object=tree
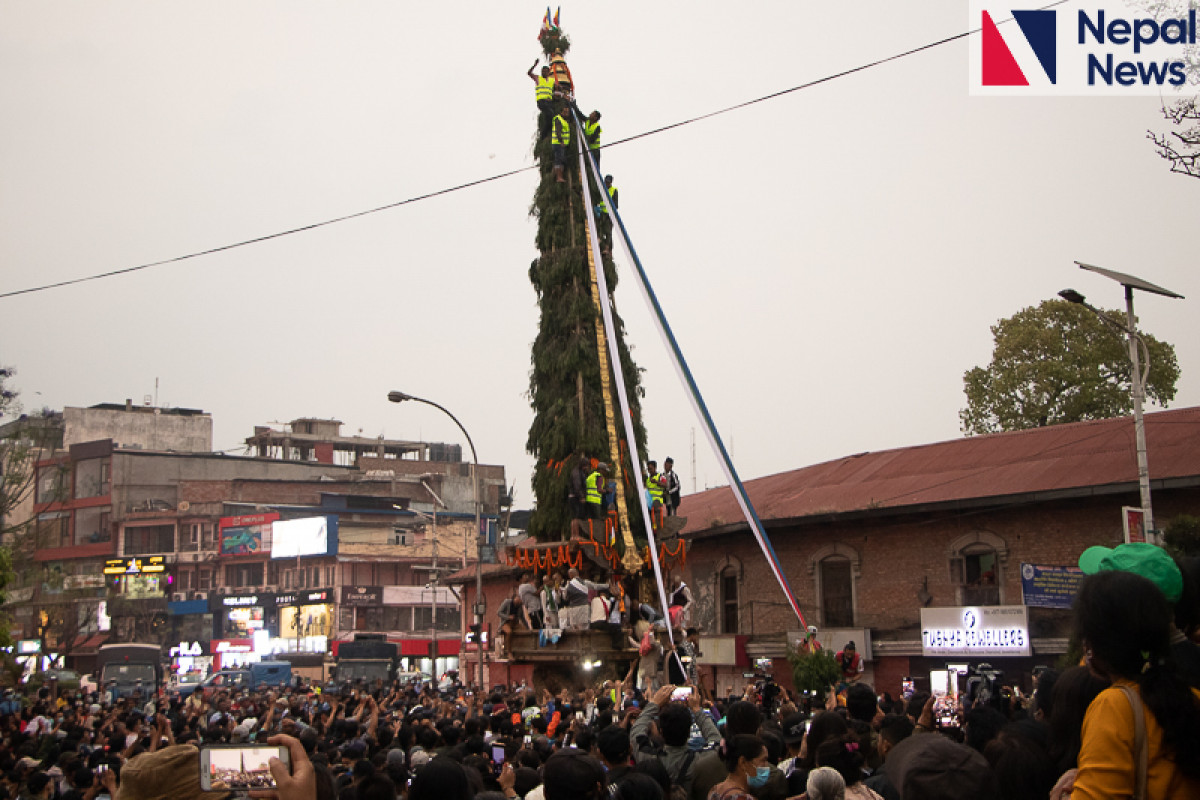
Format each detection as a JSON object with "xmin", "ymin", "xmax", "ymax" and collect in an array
[
  {"xmin": 525, "ymin": 27, "xmax": 649, "ymax": 542},
  {"xmin": 1148, "ymin": 97, "xmax": 1200, "ymax": 180},
  {"xmin": 788, "ymin": 645, "xmax": 842, "ymax": 706},
  {"xmin": 0, "ymin": 367, "xmax": 62, "ymax": 657},
  {"xmin": 960, "ymin": 299, "xmax": 1180, "ymax": 435},
  {"xmin": 1163, "ymin": 513, "xmax": 1200, "ymax": 558},
  {"xmin": 1134, "ymin": 1, "xmax": 1199, "ymax": 179}
]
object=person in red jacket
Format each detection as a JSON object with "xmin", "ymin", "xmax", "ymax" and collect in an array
[{"xmin": 835, "ymin": 641, "xmax": 865, "ymax": 687}]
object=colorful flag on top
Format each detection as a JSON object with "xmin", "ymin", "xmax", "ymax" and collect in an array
[{"xmin": 552, "ymin": 7, "xmax": 560, "ymax": 28}]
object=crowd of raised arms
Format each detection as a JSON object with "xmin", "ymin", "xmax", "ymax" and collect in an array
[{"xmin": 1, "ymin": 544, "xmax": 1199, "ymax": 800}]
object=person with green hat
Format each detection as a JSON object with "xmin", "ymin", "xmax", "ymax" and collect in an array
[
  {"xmin": 1078, "ymin": 543, "xmax": 1183, "ymax": 604},
  {"xmin": 1079, "ymin": 542, "xmax": 1200, "ymax": 689},
  {"xmin": 1064, "ymin": 570, "xmax": 1200, "ymax": 800}
]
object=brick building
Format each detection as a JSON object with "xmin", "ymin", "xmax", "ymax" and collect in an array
[{"xmin": 677, "ymin": 406, "xmax": 1200, "ymax": 698}]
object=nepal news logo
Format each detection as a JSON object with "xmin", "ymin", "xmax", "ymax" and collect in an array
[
  {"xmin": 981, "ymin": 9, "xmax": 1056, "ymax": 85},
  {"xmin": 975, "ymin": 4, "xmax": 1197, "ymax": 93}
]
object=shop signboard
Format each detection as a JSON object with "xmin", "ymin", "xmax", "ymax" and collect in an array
[
  {"xmin": 920, "ymin": 605, "xmax": 1031, "ymax": 657},
  {"xmin": 222, "ymin": 594, "xmax": 266, "ymax": 607},
  {"xmin": 169, "ymin": 641, "xmax": 206, "ymax": 657},
  {"xmin": 103, "ymin": 556, "xmax": 165, "ymax": 575},
  {"xmin": 1020, "ymin": 563, "xmax": 1084, "ymax": 609},
  {"xmin": 275, "ymin": 589, "xmax": 332, "ymax": 607},
  {"xmin": 341, "ymin": 586, "xmax": 382, "ymax": 606},
  {"xmin": 219, "ymin": 513, "xmax": 278, "ymax": 556}
]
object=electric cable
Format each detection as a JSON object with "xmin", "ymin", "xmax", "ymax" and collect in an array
[{"xmin": 0, "ymin": 7, "xmax": 1064, "ymax": 300}]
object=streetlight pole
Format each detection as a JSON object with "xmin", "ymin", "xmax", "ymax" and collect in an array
[
  {"xmin": 387, "ymin": 391, "xmax": 484, "ymax": 689},
  {"xmin": 1061, "ymin": 261, "xmax": 1184, "ymax": 544}
]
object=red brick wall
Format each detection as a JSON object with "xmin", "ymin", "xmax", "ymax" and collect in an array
[
  {"xmin": 681, "ymin": 488, "xmax": 1200, "ymax": 672},
  {"xmin": 872, "ymin": 657, "xmax": 912, "ymax": 700}
]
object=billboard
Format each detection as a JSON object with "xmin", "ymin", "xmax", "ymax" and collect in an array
[
  {"xmin": 271, "ymin": 516, "xmax": 336, "ymax": 558},
  {"xmin": 1020, "ymin": 563, "xmax": 1084, "ymax": 609},
  {"xmin": 920, "ymin": 605, "xmax": 1031, "ymax": 657},
  {"xmin": 219, "ymin": 513, "xmax": 278, "ymax": 556}
]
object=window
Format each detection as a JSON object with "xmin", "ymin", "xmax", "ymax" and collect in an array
[
  {"xmin": 375, "ymin": 563, "xmax": 397, "ymax": 586},
  {"xmin": 809, "ymin": 543, "xmax": 861, "ymax": 629},
  {"xmin": 224, "ymin": 563, "xmax": 263, "ymax": 589},
  {"xmin": 36, "ymin": 466, "xmax": 67, "ymax": 504},
  {"xmin": 948, "ymin": 532, "xmax": 1008, "ymax": 606},
  {"xmin": 326, "ymin": 566, "xmax": 336, "ymax": 586},
  {"xmin": 267, "ymin": 562, "xmax": 279, "ymax": 585},
  {"xmin": 35, "ymin": 512, "xmax": 70, "ymax": 548},
  {"xmin": 198, "ymin": 570, "xmax": 211, "ymax": 590},
  {"xmin": 362, "ymin": 607, "xmax": 409, "ymax": 631},
  {"xmin": 721, "ymin": 567, "xmax": 739, "ymax": 634},
  {"xmin": 354, "ymin": 563, "xmax": 373, "ymax": 584},
  {"xmin": 952, "ymin": 549, "xmax": 1001, "ymax": 605},
  {"xmin": 413, "ymin": 607, "xmax": 460, "ymax": 631},
  {"xmin": 123, "ymin": 524, "xmax": 174, "ymax": 555},
  {"xmin": 201, "ymin": 524, "xmax": 217, "ymax": 551},
  {"xmin": 74, "ymin": 459, "xmax": 110, "ymax": 499},
  {"xmin": 820, "ymin": 557, "xmax": 855, "ymax": 627},
  {"xmin": 75, "ymin": 507, "xmax": 111, "ymax": 544}
]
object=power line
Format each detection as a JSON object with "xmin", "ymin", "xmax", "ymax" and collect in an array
[{"xmin": 1, "ymin": 11, "xmax": 1042, "ymax": 301}]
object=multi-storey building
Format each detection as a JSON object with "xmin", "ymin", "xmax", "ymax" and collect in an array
[{"xmin": 12, "ymin": 404, "xmax": 506, "ymax": 679}]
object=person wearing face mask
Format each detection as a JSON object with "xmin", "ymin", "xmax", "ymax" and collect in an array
[{"xmin": 708, "ymin": 735, "xmax": 769, "ymax": 800}]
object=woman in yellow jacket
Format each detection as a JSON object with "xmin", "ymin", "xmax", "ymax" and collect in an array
[{"xmin": 1057, "ymin": 570, "xmax": 1200, "ymax": 799}]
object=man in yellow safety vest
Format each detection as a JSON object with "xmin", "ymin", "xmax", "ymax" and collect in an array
[
  {"xmin": 582, "ymin": 462, "xmax": 608, "ymax": 541},
  {"xmin": 597, "ymin": 175, "xmax": 618, "ymax": 254},
  {"xmin": 582, "ymin": 110, "xmax": 602, "ymax": 170},
  {"xmin": 551, "ymin": 106, "xmax": 571, "ymax": 184},
  {"xmin": 645, "ymin": 461, "xmax": 666, "ymax": 531},
  {"xmin": 597, "ymin": 175, "xmax": 618, "ymax": 215},
  {"xmin": 527, "ymin": 60, "xmax": 559, "ymax": 139}
]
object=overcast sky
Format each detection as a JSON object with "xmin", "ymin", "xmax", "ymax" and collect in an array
[{"xmin": 2, "ymin": 1, "xmax": 1196, "ymax": 510}]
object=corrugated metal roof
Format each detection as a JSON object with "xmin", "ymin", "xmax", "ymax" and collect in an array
[{"xmin": 680, "ymin": 406, "xmax": 1200, "ymax": 536}]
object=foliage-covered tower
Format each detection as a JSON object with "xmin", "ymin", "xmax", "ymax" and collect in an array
[{"xmin": 526, "ymin": 27, "xmax": 649, "ymax": 543}]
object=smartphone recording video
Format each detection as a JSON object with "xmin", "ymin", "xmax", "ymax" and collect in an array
[
  {"xmin": 670, "ymin": 687, "xmax": 693, "ymax": 701},
  {"xmin": 199, "ymin": 744, "xmax": 288, "ymax": 791}
]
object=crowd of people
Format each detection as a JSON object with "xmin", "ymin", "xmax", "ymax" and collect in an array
[{"xmin": 0, "ymin": 543, "xmax": 1195, "ymax": 800}]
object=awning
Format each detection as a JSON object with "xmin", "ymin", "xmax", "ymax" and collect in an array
[
  {"xmin": 71, "ymin": 634, "xmax": 109, "ymax": 655},
  {"xmin": 168, "ymin": 599, "xmax": 210, "ymax": 616}
]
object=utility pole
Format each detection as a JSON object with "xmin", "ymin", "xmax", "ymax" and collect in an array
[
  {"xmin": 430, "ymin": 509, "xmax": 438, "ymax": 680},
  {"xmin": 1063, "ymin": 262, "xmax": 1185, "ymax": 544}
]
